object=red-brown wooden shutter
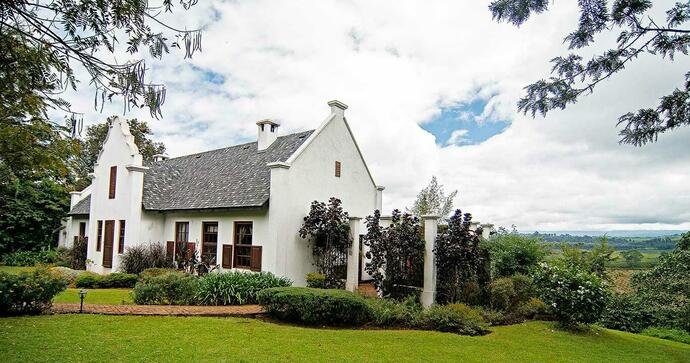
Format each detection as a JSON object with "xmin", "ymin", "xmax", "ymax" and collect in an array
[
  {"xmin": 250, "ymin": 246, "xmax": 262, "ymax": 272},
  {"xmin": 166, "ymin": 241, "xmax": 175, "ymax": 261},
  {"xmin": 108, "ymin": 166, "xmax": 117, "ymax": 199},
  {"xmin": 186, "ymin": 242, "xmax": 196, "ymax": 258},
  {"xmin": 335, "ymin": 161, "xmax": 341, "ymax": 177},
  {"xmin": 222, "ymin": 244, "xmax": 232, "ymax": 268}
]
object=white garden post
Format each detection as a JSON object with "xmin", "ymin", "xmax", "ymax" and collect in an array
[
  {"xmin": 345, "ymin": 217, "xmax": 361, "ymax": 292},
  {"xmin": 421, "ymin": 215, "xmax": 439, "ymax": 308}
]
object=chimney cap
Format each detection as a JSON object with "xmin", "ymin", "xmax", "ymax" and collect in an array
[
  {"xmin": 153, "ymin": 154, "xmax": 169, "ymax": 162},
  {"xmin": 327, "ymin": 100, "xmax": 348, "ymax": 111},
  {"xmin": 256, "ymin": 119, "xmax": 280, "ymax": 127}
]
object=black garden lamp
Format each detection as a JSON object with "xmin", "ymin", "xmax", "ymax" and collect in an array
[{"xmin": 79, "ymin": 289, "xmax": 87, "ymax": 313}]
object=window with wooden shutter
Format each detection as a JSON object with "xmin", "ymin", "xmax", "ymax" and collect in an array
[
  {"xmin": 222, "ymin": 244, "xmax": 232, "ymax": 268},
  {"xmin": 117, "ymin": 220, "xmax": 125, "ymax": 254},
  {"xmin": 108, "ymin": 166, "xmax": 117, "ymax": 199},
  {"xmin": 233, "ymin": 221, "xmax": 253, "ymax": 269},
  {"xmin": 175, "ymin": 222, "xmax": 189, "ymax": 242},
  {"xmin": 335, "ymin": 161, "xmax": 341, "ymax": 177},
  {"xmin": 96, "ymin": 220, "xmax": 103, "ymax": 251},
  {"xmin": 166, "ymin": 241, "xmax": 175, "ymax": 261},
  {"xmin": 250, "ymin": 246, "xmax": 262, "ymax": 272}
]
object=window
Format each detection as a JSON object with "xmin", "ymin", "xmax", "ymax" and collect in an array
[
  {"xmin": 118, "ymin": 220, "xmax": 126, "ymax": 254},
  {"xmin": 96, "ymin": 220, "xmax": 103, "ymax": 251},
  {"xmin": 108, "ymin": 166, "xmax": 117, "ymax": 199},
  {"xmin": 233, "ymin": 222, "xmax": 253, "ymax": 268},
  {"xmin": 202, "ymin": 222, "xmax": 218, "ymax": 262},
  {"xmin": 335, "ymin": 161, "xmax": 341, "ymax": 177},
  {"xmin": 79, "ymin": 222, "xmax": 87, "ymax": 238},
  {"xmin": 175, "ymin": 222, "xmax": 189, "ymax": 243}
]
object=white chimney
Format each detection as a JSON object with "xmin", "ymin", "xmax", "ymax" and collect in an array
[
  {"xmin": 328, "ymin": 100, "xmax": 348, "ymax": 116},
  {"xmin": 256, "ymin": 119, "xmax": 280, "ymax": 151},
  {"xmin": 153, "ymin": 154, "xmax": 169, "ymax": 162}
]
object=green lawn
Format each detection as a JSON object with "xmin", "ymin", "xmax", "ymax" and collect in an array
[
  {"xmin": 53, "ymin": 288, "xmax": 133, "ymax": 305},
  {"xmin": 0, "ymin": 316, "xmax": 687, "ymax": 362},
  {"xmin": 0, "ymin": 265, "xmax": 37, "ymax": 274}
]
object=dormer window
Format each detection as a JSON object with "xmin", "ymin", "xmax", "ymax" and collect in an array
[{"xmin": 108, "ymin": 166, "xmax": 117, "ymax": 199}]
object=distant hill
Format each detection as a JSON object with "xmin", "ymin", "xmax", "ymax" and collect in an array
[
  {"xmin": 521, "ymin": 231, "xmax": 683, "ymax": 251},
  {"xmin": 523, "ymin": 230, "xmax": 685, "ymax": 238}
]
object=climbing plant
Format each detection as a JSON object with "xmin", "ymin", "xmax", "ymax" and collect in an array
[
  {"xmin": 363, "ymin": 209, "xmax": 424, "ymax": 299},
  {"xmin": 434, "ymin": 210, "xmax": 490, "ymax": 305},
  {"xmin": 298, "ymin": 197, "xmax": 350, "ymax": 289}
]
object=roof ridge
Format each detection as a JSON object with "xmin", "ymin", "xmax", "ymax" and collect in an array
[{"xmin": 155, "ymin": 129, "xmax": 315, "ymax": 163}]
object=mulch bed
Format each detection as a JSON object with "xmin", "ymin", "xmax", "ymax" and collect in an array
[{"xmin": 51, "ymin": 303, "xmax": 264, "ymax": 317}]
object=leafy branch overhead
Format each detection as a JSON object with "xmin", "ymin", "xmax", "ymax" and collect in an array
[
  {"xmin": 0, "ymin": 0, "xmax": 202, "ymax": 120},
  {"xmin": 489, "ymin": 0, "xmax": 690, "ymax": 146}
]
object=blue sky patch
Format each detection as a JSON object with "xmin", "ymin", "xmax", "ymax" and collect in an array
[
  {"xmin": 421, "ymin": 98, "xmax": 510, "ymax": 147},
  {"xmin": 190, "ymin": 65, "xmax": 225, "ymax": 85}
]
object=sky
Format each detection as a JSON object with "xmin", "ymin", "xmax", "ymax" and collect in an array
[{"xmin": 51, "ymin": 1, "xmax": 690, "ymax": 232}]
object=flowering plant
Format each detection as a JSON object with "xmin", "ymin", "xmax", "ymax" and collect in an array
[{"xmin": 532, "ymin": 261, "xmax": 610, "ymax": 327}]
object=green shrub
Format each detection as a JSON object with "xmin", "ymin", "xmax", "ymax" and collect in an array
[
  {"xmin": 419, "ymin": 304, "xmax": 488, "ymax": 335},
  {"xmin": 489, "ymin": 274, "xmax": 535, "ymax": 312},
  {"xmin": 305, "ymin": 272, "xmax": 327, "ymax": 289},
  {"xmin": 66, "ymin": 237, "xmax": 88, "ymax": 270},
  {"xmin": 517, "ymin": 297, "xmax": 548, "ymax": 319},
  {"xmin": 0, "ymin": 268, "xmax": 67, "ymax": 315},
  {"xmin": 258, "ymin": 287, "xmax": 372, "ymax": 326},
  {"xmin": 478, "ymin": 308, "xmax": 507, "ymax": 326},
  {"xmin": 489, "ymin": 277, "xmax": 515, "ymax": 311},
  {"xmin": 630, "ymin": 240, "xmax": 690, "ymax": 331},
  {"xmin": 120, "ymin": 243, "xmax": 171, "ymax": 274},
  {"xmin": 139, "ymin": 268, "xmax": 182, "ymax": 278},
  {"xmin": 49, "ymin": 267, "xmax": 83, "ymax": 285},
  {"xmin": 132, "ymin": 273, "xmax": 199, "ymax": 305},
  {"xmin": 485, "ymin": 233, "xmax": 548, "ymax": 277},
  {"xmin": 1, "ymin": 250, "xmax": 60, "ymax": 266},
  {"xmin": 598, "ymin": 293, "xmax": 656, "ymax": 333},
  {"xmin": 366, "ymin": 295, "xmax": 421, "ymax": 327},
  {"xmin": 74, "ymin": 272, "xmax": 103, "ymax": 288},
  {"xmin": 197, "ymin": 271, "xmax": 292, "ymax": 305},
  {"xmin": 99, "ymin": 272, "xmax": 138, "ymax": 288},
  {"xmin": 641, "ymin": 327, "xmax": 690, "ymax": 345},
  {"xmin": 533, "ymin": 262, "xmax": 610, "ymax": 327}
]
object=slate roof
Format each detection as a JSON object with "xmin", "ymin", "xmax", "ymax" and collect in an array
[
  {"xmin": 68, "ymin": 130, "xmax": 314, "ymax": 214},
  {"xmin": 68, "ymin": 195, "xmax": 91, "ymax": 216}
]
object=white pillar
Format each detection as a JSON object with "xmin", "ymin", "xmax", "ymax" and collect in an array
[
  {"xmin": 421, "ymin": 215, "xmax": 439, "ymax": 308},
  {"xmin": 346, "ymin": 217, "xmax": 361, "ymax": 292},
  {"xmin": 375, "ymin": 186, "xmax": 385, "ymax": 211}
]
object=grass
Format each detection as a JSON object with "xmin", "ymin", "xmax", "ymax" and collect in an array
[
  {"xmin": 53, "ymin": 288, "xmax": 133, "ymax": 305},
  {"xmin": 0, "ymin": 265, "xmax": 38, "ymax": 274},
  {"xmin": 0, "ymin": 316, "xmax": 687, "ymax": 362}
]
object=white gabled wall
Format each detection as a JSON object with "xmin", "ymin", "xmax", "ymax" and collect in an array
[
  {"xmin": 87, "ymin": 117, "xmax": 147, "ymax": 273},
  {"xmin": 268, "ymin": 102, "xmax": 379, "ymax": 285}
]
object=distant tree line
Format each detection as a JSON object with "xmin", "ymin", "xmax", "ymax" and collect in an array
[{"xmin": 526, "ymin": 233, "xmax": 679, "ymax": 251}]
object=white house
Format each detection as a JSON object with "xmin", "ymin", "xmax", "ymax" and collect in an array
[{"xmin": 60, "ymin": 100, "xmax": 383, "ymax": 285}]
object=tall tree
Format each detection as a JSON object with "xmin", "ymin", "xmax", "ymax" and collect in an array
[
  {"xmin": 410, "ymin": 176, "xmax": 458, "ymax": 219},
  {"xmin": 0, "ymin": 0, "xmax": 202, "ymax": 122},
  {"xmin": 489, "ymin": 1, "xmax": 690, "ymax": 146},
  {"xmin": 73, "ymin": 117, "xmax": 166, "ymax": 190}
]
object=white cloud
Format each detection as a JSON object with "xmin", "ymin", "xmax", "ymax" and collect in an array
[
  {"xmin": 446, "ymin": 129, "xmax": 470, "ymax": 146},
  {"xmin": 53, "ymin": 0, "xmax": 690, "ymax": 231}
]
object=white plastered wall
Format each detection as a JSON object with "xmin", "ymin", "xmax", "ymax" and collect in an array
[{"xmin": 268, "ymin": 104, "xmax": 379, "ymax": 285}]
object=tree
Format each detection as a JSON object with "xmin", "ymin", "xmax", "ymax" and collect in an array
[
  {"xmin": 298, "ymin": 198, "xmax": 351, "ymax": 288},
  {"xmin": 621, "ymin": 249, "xmax": 644, "ymax": 267},
  {"xmin": 1, "ymin": 0, "xmax": 202, "ymax": 121},
  {"xmin": 73, "ymin": 117, "xmax": 166, "ymax": 190},
  {"xmin": 0, "ymin": 112, "xmax": 79, "ymax": 254},
  {"xmin": 489, "ymin": 1, "xmax": 690, "ymax": 146},
  {"xmin": 434, "ymin": 210, "xmax": 490, "ymax": 305},
  {"xmin": 558, "ymin": 237, "xmax": 616, "ymax": 280},
  {"xmin": 485, "ymin": 232, "xmax": 548, "ymax": 277},
  {"xmin": 363, "ymin": 209, "xmax": 425, "ymax": 299},
  {"xmin": 410, "ymin": 176, "xmax": 458, "ymax": 219}
]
